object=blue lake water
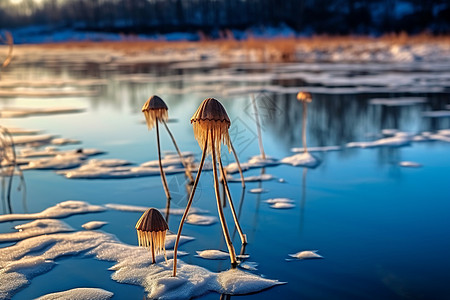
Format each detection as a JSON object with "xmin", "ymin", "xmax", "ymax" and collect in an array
[{"xmin": 1, "ymin": 59, "xmax": 450, "ymax": 299}]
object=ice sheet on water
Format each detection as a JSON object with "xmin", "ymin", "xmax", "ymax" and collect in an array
[
  {"xmin": 105, "ymin": 203, "xmax": 207, "ymax": 215},
  {"xmin": 19, "ymin": 147, "xmax": 104, "ymax": 158},
  {"xmin": 50, "ymin": 138, "xmax": 81, "ymax": 146},
  {"xmin": 270, "ymin": 203, "xmax": 295, "ymax": 209},
  {"xmin": 10, "ymin": 134, "xmax": 54, "ymax": 146},
  {"xmin": 2, "ymin": 127, "xmax": 41, "ymax": 135},
  {"xmin": 0, "ymin": 78, "xmax": 108, "ymax": 89},
  {"xmin": 30, "ymin": 157, "xmax": 129, "ymax": 172},
  {"xmin": 226, "ymin": 173, "xmax": 274, "ymax": 182},
  {"xmin": 0, "ymin": 89, "xmax": 98, "ymax": 98},
  {"xmin": 23, "ymin": 153, "xmax": 86, "ymax": 170},
  {"xmin": 0, "ymin": 200, "xmax": 106, "ymax": 223},
  {"xmin": 264, "ymin": 198, "xmax": 294, "ymax": 204},
  {"xmin": 291, "ymin": 146, "xmax": 341, "ymax": 153},
  {"xmin": 422, "ymin": 110, "xmax": 450, "ymax": 118},
  {"xmin": 141, "ymin": 152, "xmax": 194, "ymax": 168},
  {"xmin": 36, "ymin": 288, "xmax": 113, "ymax": 300},
  {"xmin": 82, "ymin": 221, "xmax": 108, "ymax": 230},
  {"xmin": 225, "ymin": 155, "xmax": 279, "ymax": 174},
  {"xmin": 369, "ymin": 97, "xmax": 427, "ymax": 106},
  {"xmin": 248, "ymin": 188, "xmax": 268, "ymax": 194},
  {"xmin": 0, "ymin": 107, "xmax": 86, "ymax": 118},
  {"xmin": 186, "ymin": 214, "xmax": 218, "ymax": 226},
  {"xmin": 0, "ymin": 219, "xmax": 74, "ymax": 243},
  {"xmin": 196, "ymin": 250, "xmax": 229, "ymax": 260},
  {"xmin": 347, "ymin": 132, "xmax": 412, "ymax": 148},
  {"xmin": 280, "ymin": 152, "xmax": 320, "ymax": 168},
  {"xmin": 399, "ymin": 161, "xmax": 422, "ymax": 168},
  {"xmin": 287, "ymin": 250, "xmax": 323, "ymax": 260},
  {"xmin": 61, "ymin": 155, "xmax": 188, "ymax": 179},
  {"xmin": 0, "ymin": 221, "xmax": 282, "ymax": 299}
]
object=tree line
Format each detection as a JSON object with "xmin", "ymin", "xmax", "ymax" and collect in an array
[{"xmin": 1, "ymin": 0, "xmax": 449, "ymax": 36}]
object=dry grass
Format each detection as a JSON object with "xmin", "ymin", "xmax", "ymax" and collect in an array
[{"xmin": 9, "ymin": 33, "xmax": 450, "ymax": 63}]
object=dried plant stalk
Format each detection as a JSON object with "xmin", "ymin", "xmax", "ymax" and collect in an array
[
  {"xmin": 162, "ymin": 121, "xmax": 194, "ymax": 183},
  {"xmin": 211, "ymin": 135, "xmax": 237, "ymax": 266},
  {"xmin": 1, "ymin": 31, "xmax": 13, "ymax": 68},
  {"xmin": 230, "ymin": 141, "xmax": 245, "ymax": 188},
  {"xmin": 155, "ymin": 121, "xmax": 171, "ymax": 200},
  {"xmin": 173, "ymin": 132, "xmax": 209, "ymax": 277},
  {"xmin": 218, "ymin": 155, "xmax": 247, "ymax": 244},
  {"xmin": 251, "ymin": 94, "xmax": 266, "ymax": 159}
]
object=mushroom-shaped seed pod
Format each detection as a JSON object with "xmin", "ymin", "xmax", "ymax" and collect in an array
[
  {"xmin": 142, "ymin": 95, "xmax": 168, "ymax": 130},
  {"xmin": 297, "ymin": 91, "xmax": 312, "ymax": 103},
  {"xmin": 136, "ymin": 208, "xmax": 169, "ymax": 263},
  {"xmin": 191, "ymin": 98, "xmax": 231, "ymax": 155},
  {"xmin": 173, "ymin": 98, "xmax": 247, "ymax": 277}
]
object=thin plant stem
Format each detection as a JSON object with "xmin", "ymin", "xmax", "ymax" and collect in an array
[
  {"xmin": 156, "ymin": 120, "xmax": 171, "ymax": 200},
  {"xmin": 211, "ymin": 134, "xmax": 237, "ymax": 266},
  {"xmin": 165, "ymin": 196, "xmax": 171, "ymax": 223},
  {"xmin": 1, "ymin": 31, "xmax": 13, "ymax": 68},
  {"xmin": 230, "ymin": 141, "xmax": 245, "ymax": 188},
  {"xmin": 151, "ymin": 231, "xmax": 156, "ymax": 264},
  {"xmin": 232, "ymin": 188, "xmax": 246, "ymax": 241},
  {"xmin": 218, "ymin": 157, "xmax": 247, "ymax": 245},
  {"xmin": 251, "ymin": 94, "xmax": 266, "ymax": 160},
  {"xmin": 172, "ymin": 133, "xmax": 208, "ymax": 277},
  {"xmin": 162, "ymin": 121, "xmax": 194, "ymax": 183},
  {"xmin": 302, "ymin": 101, "xmax": 308, "ymax": 153}
]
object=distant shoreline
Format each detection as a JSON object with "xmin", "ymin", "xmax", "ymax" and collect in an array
[{"xmin": 3, "ymin": 34, "xmax": 450, "ymax": 64}]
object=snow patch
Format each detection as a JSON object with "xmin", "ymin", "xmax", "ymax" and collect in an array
[
  {"xmin": 287, "ymin": 250, "xmax": 323, "ymax": 260},
  {"xmin": 0, "ymin": 219, "xmax": 74, "ymax": 242},
  {"xmin": 186, "ymin": 214, "xmax": 218, "ymax": 226},
  {"xmin": 196, "ymin": 250, "xmax": 229, "ymax": 260},
  {"xmin": 0, "ymin": 200, "xmax": 106, "ymax": 223},
  {"xmin": 82, "ymin": 221, "xmax": 108, "ymax": 230},
  {"xmin": 36, "ymin": 288, "xmax": 113, "ymax": 300},
  {"xmin": 280, "ymin": 152, "xmax": 320, "ymax": 167}
]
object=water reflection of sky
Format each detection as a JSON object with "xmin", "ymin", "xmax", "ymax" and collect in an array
[{"xmin": 1, "ymin": 62, "xmax": 450, "ymax": 299}]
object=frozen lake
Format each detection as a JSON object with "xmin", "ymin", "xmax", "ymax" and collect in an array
[{"xmin": 1, "ymin": 49, "xmax": 450, "ymax": 299}]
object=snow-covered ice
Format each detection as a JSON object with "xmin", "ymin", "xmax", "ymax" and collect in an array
[
  {"xmin": 270, "ymin": 203, "xmax": 295, "ymax": 209},
  {"xmin": 369, "ymin": 97, "xmax": 427, "ymax": 106},
  {"xmin": 422, "ymin": 110, "xmax": 450, "ymax": 118},
  {"xmin": 225, "ymin": 155, "xmax": 279, "ymax": 174},
  {"xmin": 280, "ymin": 152, "xmax": 320, "ymax": 168},
  {"xmin": 0, "ymin": 219, "xmax": 74, "ymax": 242},
  {"xmin": 196, "ymin": 250, "xmax": 230, "ymax": 260},
  {"xmin": 264, "ymin": 198, "xmax": 294, "ymax": 204},
  {"xmin": 226, "ymin": 173, "xmax": 274, "ymax": 182},
  {"xmin": 104, "ymin": 203, "xmax": 207, "ymax": 215},
  {"xmin": 399, "ymin": 161, "xmax": 422, "ymax": 168},
  {"xmin": 82, "ymin": 221, "xmax": 108, "ymax": 230},
  {"xmin": 36, "ymin": 288, "xmax": 113, "ymax": 300},
  {"xmin": 0, "ymin": 200, "xmax": 106, "ymax": 223},
  {"xmin": 186, "ymin": 214, "xmax": 218, "ymax": 226},
  {"xmin": 0, "ymin": 222, "xmax": 281, "ymax": 299},
  {"xmin": 0, "ymin": 107, "xmax": 86, "ymax": 118},
  {"xmin": 347, "ymin": 132, "xmax": 412, "ymax": 148},
  {"xmin": 249, "ymin": 188, "xmax": 268, "ymax": 194},
  {"xmin": 287, "ymin": 250, "xmax": 323, "ymax": 260},
  {"xmin": 291, "ymin": 146, "xmax": 341, "ymax": 153}
]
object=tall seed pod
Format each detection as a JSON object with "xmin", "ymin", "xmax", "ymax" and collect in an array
[
  {"xmin": 297, "ymin": 91, "xmax": 312, "ymax": 153},
  {"xmin": 142, "ymin": 95, "xmax": 194, "ymax": 200},
  {"xmin": 136, "ymin": 208, "xmax": 169, "ymax": 264},
  {"xmin": 172, "ymin": 98, "xmax": 247, "ymax": 277}
]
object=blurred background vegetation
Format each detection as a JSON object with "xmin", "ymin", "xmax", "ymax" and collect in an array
[{"xmin": 0, "ymin": 0, "xmax": 449, "ymax": 39}]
